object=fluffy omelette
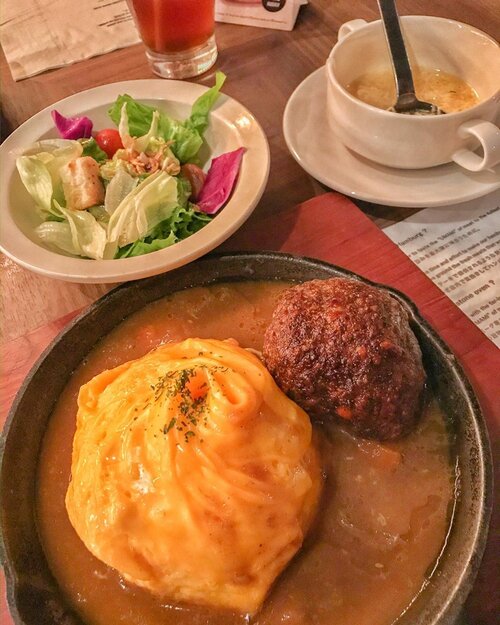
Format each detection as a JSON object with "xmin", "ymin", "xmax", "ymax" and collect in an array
[{"xmin": 66, "ymin": 338, "xmax": 322, "ymax": 614}]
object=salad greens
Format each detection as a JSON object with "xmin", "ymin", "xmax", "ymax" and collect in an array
[
  {"xmin": 107, "ymin": 171, "xmax": 179, "ymax": 250},
  {"xmin": 80, "ymin": 138, "xmax": 108, "ymax": 164},
  {"xmin": 184, "ymin": 71, "xmax": 226, "ymax": 136},
  {"xmin": 39, "ymin": 201, "xmax": 107, "ymax": 260},
  {"xmin": 108, "ymin": 72, "xmax": 225, "ymax": 164},
  {"xmin": 116, "ymin": 207, "xmax": 211, "ymax": 258},
  {"xmin": 15, "ymin": 71, "xmax": 243, "ymax": 261},
  {"xmin": 17, "ymin": 139, "xmax": 83, "ymax": 216}
]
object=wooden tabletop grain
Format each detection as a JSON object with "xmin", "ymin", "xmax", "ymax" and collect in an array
[{"xmin": 0, "ymin": 1, "xmax": 499, "ymax": 623}]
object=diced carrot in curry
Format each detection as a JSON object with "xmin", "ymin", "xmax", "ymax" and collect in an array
[
  {"xmin": 336, "ymin": 406, "xmax": 353, "ymax": 420},
  {"xmin": 357, "ymin": 439, "xmax": 402, "ymax": 471}
]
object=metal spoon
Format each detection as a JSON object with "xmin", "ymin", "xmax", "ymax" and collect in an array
[{"xmin": 377, "ymin": 0, "xmax": 445, "ymax": 115}]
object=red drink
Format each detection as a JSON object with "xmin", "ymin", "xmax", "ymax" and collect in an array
[{"xmin": 128, "ymin": 0, "xmax": 215, "ymax": 54}]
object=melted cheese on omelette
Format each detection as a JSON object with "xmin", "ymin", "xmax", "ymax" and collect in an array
[{"xmin": 66, "ymin": 338, "xmax": 322, "ymax": 613}]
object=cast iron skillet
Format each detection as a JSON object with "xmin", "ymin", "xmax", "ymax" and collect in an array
[{"xmin": 0, "ymin": 252, "xmax": 493, "ymax": 625}]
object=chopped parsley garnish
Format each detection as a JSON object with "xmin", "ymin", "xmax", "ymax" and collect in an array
[
  {"xmin": 163, "ymin": 418, "xmax": 176, "ymax": 434},
  {"xmin": 145, "ymin": 366, "xmax": 227, "ymax": 443}
]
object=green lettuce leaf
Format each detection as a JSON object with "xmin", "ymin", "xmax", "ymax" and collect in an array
[
  {"xmin": 80, "ymin": 138, "xmax": 108, "ymax": 164},
  {"xmin": 107, "ymin": 170, "xmax": 178, "ymax": 248},
  {"xmin": 16, "ymin": 156, "xmax": 54, "ymax": 214},
  {"xmin": 100, "ymin": 152, "xmax": 128, "ymax": 181},
  {"xmin": 88, "ymin": 204, "xmax": 110, "ymax": 226},
  {"xmin": 109, "ymin": 95, "xmax": 201, "ymax": 163},
  {"xmin": 115, "ymin": 204, "xmax": 212, "ymax": 258},
  {"xmin": 184, "ymin": 71, "xmax": 226, "ymax": 135},
  {"xmin": 151, "ymin": 204, "xmax": 211, "ymax": 239},
  {"xmin": 171, "ymin": 204, "xmax": 212, "ymax": 239},
  {"xmin": 177, "ymin": 175, "xmax": 192, "ymax": 208},
  {"xmin": 35, "ymin": 221, "xmax": 79, "ymax": 256},
  {"xmin": 36, "ymin": 201, "xmax": 107, "ymax": 259},
  {"xmin": 118, "ymin": 105, "xmax": 161, "ymax": 153},
  {"xmin": 115, "ymin": 231, "xmax": 178, "ymax": 258},
  {"xmin": 16, "ymin": 139, "xmax": 82, "ymax": 216},
  {"xmin": 107, "ymin": 72, "xmax": 226, "ymax": 163},
  {"xmin": 109, "ymin": 96, "xmax": 159, "ymax": 139},
  {"xmin": 104, "ymin": 169, "xmax": 138, "ymax": 215}
]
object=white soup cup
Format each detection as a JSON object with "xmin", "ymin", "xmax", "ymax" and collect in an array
[{"xmin": 326, "ymin": 16, "xmax": 500, "ymax": 170}]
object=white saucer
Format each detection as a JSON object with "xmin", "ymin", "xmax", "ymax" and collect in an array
[{"xmin": 283, "ymin": 67, "xmax": 500, "ymax": 208}]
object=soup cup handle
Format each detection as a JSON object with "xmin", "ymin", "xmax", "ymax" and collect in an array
[
  {"xmin": 338, "ymin": 19, "xmax": 368, "ymax": 42},
  {"xmin": 452, "ymin": 120, "xmax": 500, "ymax": 172}
]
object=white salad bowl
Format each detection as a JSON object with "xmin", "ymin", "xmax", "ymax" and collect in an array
[{"xmin": 0, "ymin": 80, "xmax": 270, "ymax": 283}]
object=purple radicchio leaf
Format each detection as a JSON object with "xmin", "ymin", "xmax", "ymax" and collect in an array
[
  {"xmin": 51, "ymin": 110, "xmax": 93, "ymax": 140},
  {"xmin": 196, "ymin": 147, "xmax": 245, "ymax": 215}
]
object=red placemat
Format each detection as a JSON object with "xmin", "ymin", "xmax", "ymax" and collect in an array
[{"xmin": 1, "ymin": 193, "xmax": 498, "ymax": 625}]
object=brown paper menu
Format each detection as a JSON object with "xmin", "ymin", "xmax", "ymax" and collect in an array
[{"xmin": 0, "ymin": 0, "xmax": 141, "ymax": 81}]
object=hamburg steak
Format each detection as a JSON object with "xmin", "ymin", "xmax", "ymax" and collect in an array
[{"xmin": 263, "ymin": 278, "xmax": 426, "ymax": 440}]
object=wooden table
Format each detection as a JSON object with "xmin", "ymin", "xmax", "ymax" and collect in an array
[{"xmin": 1, "ymin": 1, "xmax": 499, "ymax": 624}]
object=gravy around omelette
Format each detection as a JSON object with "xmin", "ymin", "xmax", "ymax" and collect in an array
[{"xmin": 37, "ymin": 281, "xmax": 454, "ymax": 625}]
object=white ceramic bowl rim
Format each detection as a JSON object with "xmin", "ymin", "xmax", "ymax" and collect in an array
[{"xmin": 327, "ymin": 15, "xmax": 500, "ymax": 121}]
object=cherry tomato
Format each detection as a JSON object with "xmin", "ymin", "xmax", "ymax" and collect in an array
[
  {"xmin": 95, "ymin": 129, "xmax": 124, "ymax": 158},
  {"xmin": 181, "ymin": 163, "xmax": 206, "ymax": 201}
]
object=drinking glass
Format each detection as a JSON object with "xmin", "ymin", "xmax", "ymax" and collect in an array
[{"xmin": 127, "ymin": 0, "xmax": 217, "ymax": 79}]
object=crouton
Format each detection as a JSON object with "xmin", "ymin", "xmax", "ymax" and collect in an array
[{"xmin": 61, "ymin": 157, "xmax": 105, "ymax": 211}]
